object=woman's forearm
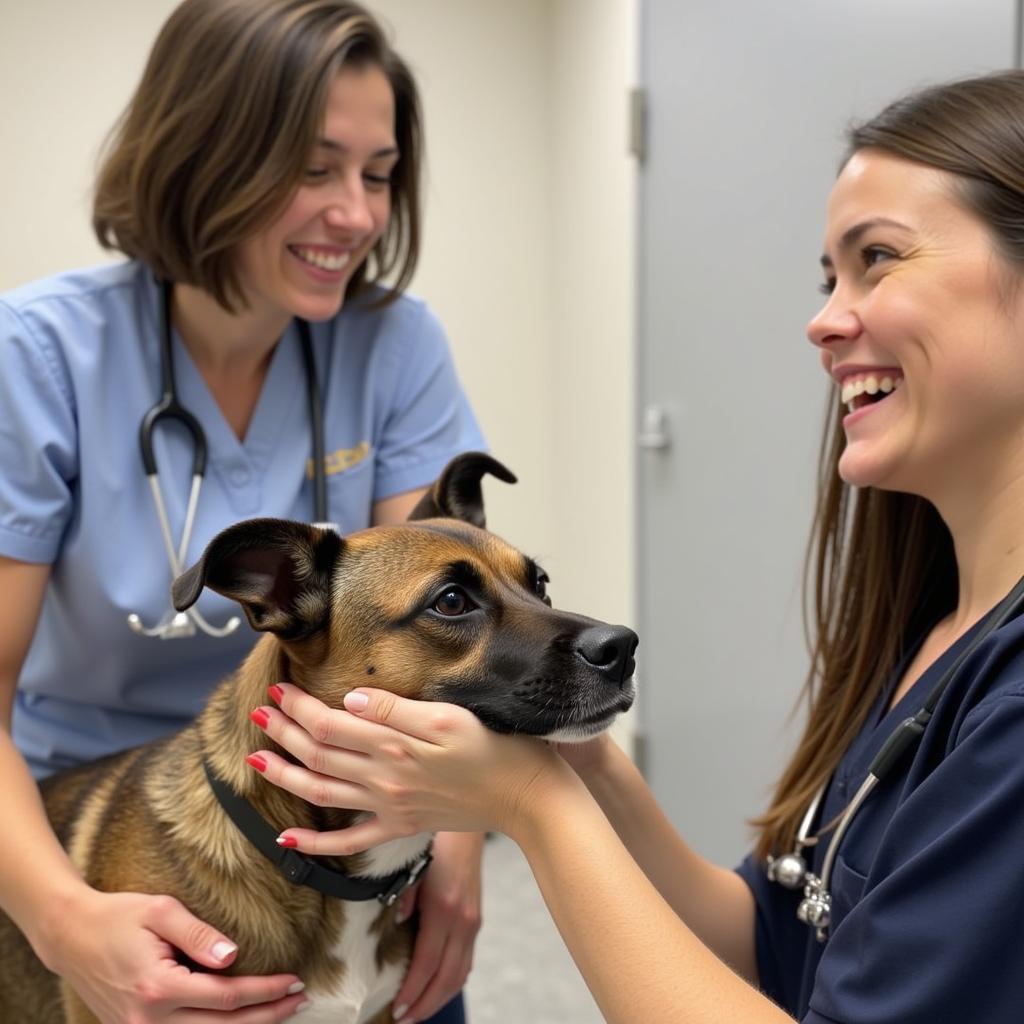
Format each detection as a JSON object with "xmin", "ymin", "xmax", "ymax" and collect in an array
[
  {"xmin": 572, "ymin": 739, "xmax": 758, "ymax": 979},
  {"xmin": 0, "ymin": 728, "xmax": 89, "ymax": 964},
  {"xmin": 509, "ymin": 772, "xmax": 790, "ymax": 1024}
]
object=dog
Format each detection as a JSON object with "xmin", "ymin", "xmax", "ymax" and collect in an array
[{"xmin": 0, "ymin": 453, "xmax": 638, "ymax": 1023}]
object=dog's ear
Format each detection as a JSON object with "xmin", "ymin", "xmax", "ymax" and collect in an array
[
  {"xmin": 408, "ymin": 452, "xmax": 517, "ymax": 528},
  {"xmin": 171, "ymin": 518, "xmax": 342, "ymax": 638}
]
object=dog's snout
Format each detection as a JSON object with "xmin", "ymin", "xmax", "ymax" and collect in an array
[{"xmin": 573, "ymin": 624, "xmax": 639, "ymax": 685}]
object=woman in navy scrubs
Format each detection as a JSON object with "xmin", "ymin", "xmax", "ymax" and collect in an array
[
  {"xmin": 0, "ymin": 1, "xmax": 479, "ymax": 1021},
  {"xmin": 255, "ymin": 71, "xmax": 1024, "ymax": 1021}
]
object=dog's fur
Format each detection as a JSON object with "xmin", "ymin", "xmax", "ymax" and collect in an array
[{"xmin": 0, "ymin": 453, "xmax": 637, "ymax": 1023}]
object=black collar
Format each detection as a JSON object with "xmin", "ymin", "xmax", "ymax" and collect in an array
[{"xmin": 202, "ymin": 760, "xmax": 431, "ymax": 906}]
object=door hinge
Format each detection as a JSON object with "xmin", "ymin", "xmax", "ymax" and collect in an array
[{"xmin": 628, "ymin": 86, "xmax": 647, "ymax": 164}]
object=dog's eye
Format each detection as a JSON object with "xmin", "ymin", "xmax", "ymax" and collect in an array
[
  {"xmin": 535, "ymin": 571, "xmax": 550, "ymax": 604},
  {"xmin": 433, "ymin": 587, "xmax": 474, "ymax": 617}
]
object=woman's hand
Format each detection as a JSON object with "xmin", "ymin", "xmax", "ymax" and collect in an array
[
  {"xmin": 389, "ymin": 831, "xmax": 484, "ymax": 1023},
  {"xmin": 247, "ymin": 683, "xmax": 571, "ymax": 853},
  {"xmin": 41, "ymin": 886, "xmax": 307, "ymax": 1021}
]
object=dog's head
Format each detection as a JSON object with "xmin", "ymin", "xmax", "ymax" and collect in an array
[{"xmin": 173, "ymin": 453, "xmax": 637, "ymax": 741}]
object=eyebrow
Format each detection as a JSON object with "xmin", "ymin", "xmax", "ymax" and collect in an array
[
  {"xmin": 819, "ymin": 217, "xmax": 913, "ymax": 269},
  {"xmin": 315, "ymin": 137, "xmax": 399, "ymax": 160}
]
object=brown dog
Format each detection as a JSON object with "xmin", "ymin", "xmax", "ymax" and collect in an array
[{"xmin": 0, "ymin": 453, "xmax": 638, "ymax": 1023}]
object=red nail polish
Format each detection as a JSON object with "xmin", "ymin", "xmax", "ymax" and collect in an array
[
  {"xmin": 268, "ymin": 684, "xmax": 285, "ymax": 704},
  {"xmin": 246, "ymin": 753, "xmax": 267, "ymax": 773},
  {"xmin": 249, "ymin": 707, "xmax": 270, "ymax": 729},
  {"xmin": 277, "ymin": 835, "xmax": 298, "ymax": 849}
]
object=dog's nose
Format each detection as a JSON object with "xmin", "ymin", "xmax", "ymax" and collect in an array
[{"xmin": 574, "ymin": 624, "xmax": 639, "ymax": 686}]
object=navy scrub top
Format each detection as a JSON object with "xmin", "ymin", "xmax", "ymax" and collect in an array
[{"xmin": 738, "ymin": 609, "xmax": 1024, "ymax": 1023}]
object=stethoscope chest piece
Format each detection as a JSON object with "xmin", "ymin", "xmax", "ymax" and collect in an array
[
  {"xmin": 766, "ymin": 851, "xmax": 809, "ymax": 890},
  {"xmin": 797, "ymin": 873, "xmax": 832, "ymax": 938},
  {"xmin": 128, "ymin": 609, "xmax": 197, "ymax": 640}
]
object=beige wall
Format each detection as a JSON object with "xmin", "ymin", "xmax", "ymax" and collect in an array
[{"xmin": 0, "ymin": 0, "xmax": 638, "ymax": 739}]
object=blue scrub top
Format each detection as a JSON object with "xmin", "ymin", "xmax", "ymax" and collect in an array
[
  {"xmin": 738, "ymin": 609, "xmax": 1024, "ymax": 1023},
  {"xmin": 0, "ymin": 262, "xmax": 485, "ymax": 777}
]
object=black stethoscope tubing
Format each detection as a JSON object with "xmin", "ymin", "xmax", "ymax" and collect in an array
[
  {"xmin": 127, "ymin": 279, "xmax": 329, "ymax": 639},
  {"xmin": 141, "ymin": 278, "xmax": 327, "ymax": 522}
]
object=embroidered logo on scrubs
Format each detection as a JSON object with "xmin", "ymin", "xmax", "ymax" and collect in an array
[{"xmin": 306, "ymin": 440, "xmax": 371, "ymax": 479}]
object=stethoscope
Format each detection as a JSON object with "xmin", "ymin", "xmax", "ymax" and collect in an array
[
  {"xmin": 767, "ymin": 573, "xmax": 1024, "ymax": 942},
  {"xmin": 127, "ymin": 279, "xmax": 334, "ymax": 639}
]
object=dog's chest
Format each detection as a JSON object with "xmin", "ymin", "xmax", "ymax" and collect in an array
[
  {"xmin": 300, "ymin": 900, "xmax": 405, "ymax": 1023},
  {"xmin": 301, "ymin": 832, "xmax": 430, "ymax": 1024}
]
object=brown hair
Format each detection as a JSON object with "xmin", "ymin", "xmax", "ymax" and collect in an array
[
  {"xmin": 753, "ymin": 70, "xmax": 1024, "ymax": 860},
  {"xmin": 93, "ymin": 0, "xmax": 422, "ymax": 310}
]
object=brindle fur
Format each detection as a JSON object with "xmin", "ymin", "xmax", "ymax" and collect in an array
[{"xmin": 0, "ymin": 454, "xmax": 637, "ymax": 1022}]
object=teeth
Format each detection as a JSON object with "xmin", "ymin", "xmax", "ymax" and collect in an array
[
  {"xmin": 292, "ymin": 246, "xmax": 351, "ymax": 272},
  {"xmin": 840, "ymin": 373, "xmax": 901, "ymax": 405}
]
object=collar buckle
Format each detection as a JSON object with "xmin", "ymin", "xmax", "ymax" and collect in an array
[{"xmin": 378, "ymin": 851, "xmax": 433, "ymax": 907}]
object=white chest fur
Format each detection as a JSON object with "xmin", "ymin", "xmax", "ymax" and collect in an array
[{"xmin": 298, "ymin": 831, "xmax": 431, "ymax": 1024}]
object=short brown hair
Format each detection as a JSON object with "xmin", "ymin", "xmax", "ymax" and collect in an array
[{"xmin": 93, "ymin": 0, "xmax": 422, "ymax": 310}]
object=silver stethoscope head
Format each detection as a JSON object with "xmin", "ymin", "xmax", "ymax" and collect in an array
[
  {"xmin": 128, "ymin": 610, "xmax": 196, "ymax": 639},
  {"xmin": 127, "ymin": 609, "xmax": 242, "ymax": 639}
]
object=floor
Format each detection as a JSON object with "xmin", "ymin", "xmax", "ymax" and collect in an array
[{"xmin": 463, "ymin": 835, "xmax": 603, "ymax": 1023}]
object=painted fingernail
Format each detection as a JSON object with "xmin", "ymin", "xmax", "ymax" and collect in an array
[
  {"xmin": 392, "ymin": 1006, "xmax": 409, "ymax": 1021},
  {"xmin": 344, "ymin": 690, "xmax": 369, "ymax": 712},
  {"xmin": 211, "ymin": 940, "xmax": 237, "ymax": 962},
  {"xmin": 249, "ymin": 707, "xmax": 271, "ymax": 729},
  {"xmin": 293, "ymin": 1000, "xmax": 311, "ymax": 1015},
  {"xmin": 269, "ymin": 684, "xmax": 285, "ymax": 704},
  {"xmin": 287, "ymin": 980, "xmax": 306, "ymax": 995},
  {"xmin": 277, "ymin": 834, "xmax": 298, "ymax": 848},
  {"xmin": 246, "ymin": 754, "xmax": 267, "ymax": 773}
]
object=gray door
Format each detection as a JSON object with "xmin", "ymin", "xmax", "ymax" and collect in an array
[{"xmin": 637, "ymin": 0, "xmax": 1019, "ymax": 865}]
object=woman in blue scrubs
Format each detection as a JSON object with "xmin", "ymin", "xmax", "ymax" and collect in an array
[
  {"xmin": 0, "ymin": 1, "xmax": 480, "ymax": 1021},
  {"xmin": 255, "ymin": 71, "xmax": 1024, "ymax": 1021}
]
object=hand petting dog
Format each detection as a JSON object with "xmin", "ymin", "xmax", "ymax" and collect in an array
[{"xmin": 250, "ymin": 683, "xmax": 572, "ymax": 852}]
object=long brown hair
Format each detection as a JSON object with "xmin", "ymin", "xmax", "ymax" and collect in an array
[
  {"xmin": 753, "ymin": 70, "xmax": 1024, "ymax": 860},
  {"xmin": 93, "ymin": 0, "xmax": 422, "ymax": 311}
]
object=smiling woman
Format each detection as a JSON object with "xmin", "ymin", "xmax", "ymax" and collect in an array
[
  {"xmin": 0, "ymin": 1, "xmax": 484, "ymax": 1022},
  {"xmin": 765, "ymin": 78, "xmax": 1024, "ymax": 868}
]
